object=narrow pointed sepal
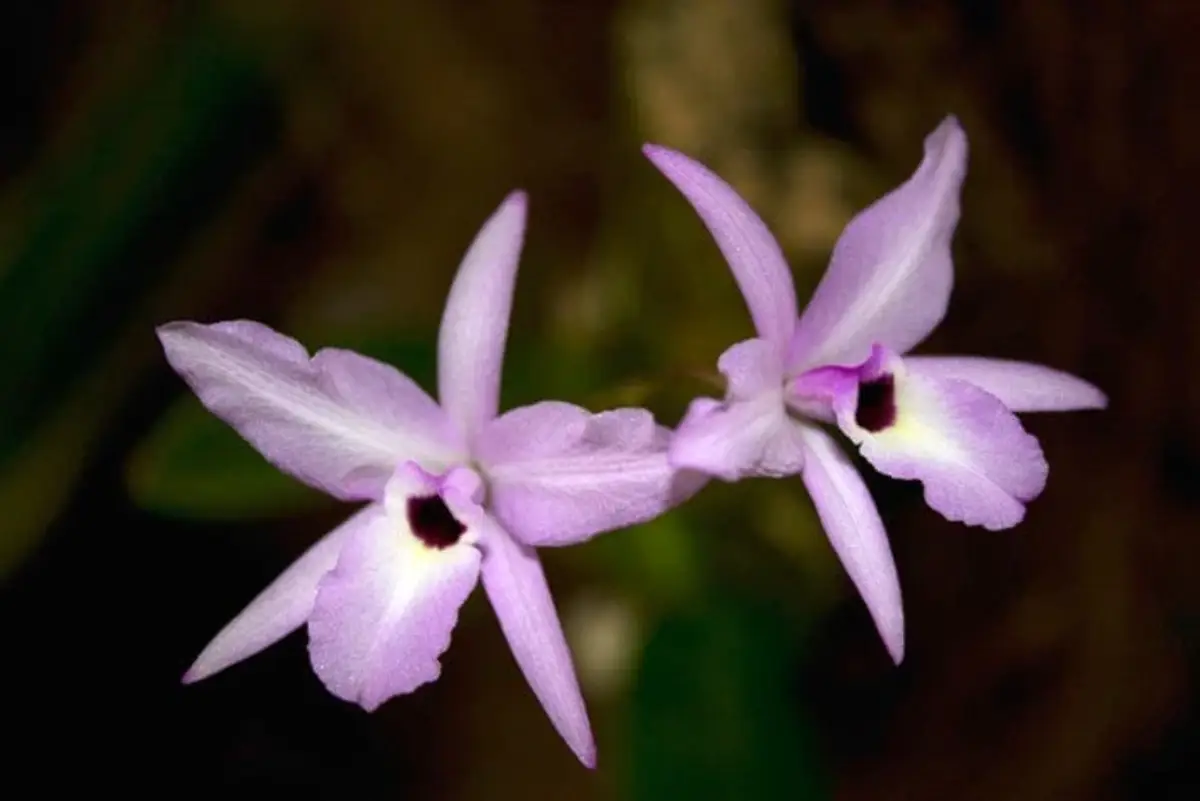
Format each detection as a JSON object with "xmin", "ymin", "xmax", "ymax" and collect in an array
[
  {"xmin": 904, "ymin": 356, "xmax": 1107, "ymax": 412},
  {"xmin": 799, "ymin": 426, "xmax": 904, "ymax": 663},
  {"xmin": 182, "ymin": 505, "xmax": 379, "ymax": 684},
  {"xmin": 479, "ymin": 516, "xmax": 596, "ymax": 767},
  {"xmin": 437, "ymin": 191, "xmax": 528, "ymax": 440},
  {"xmin": 642, "ymin": 144, "xmax": 799, "ymax": 348}
]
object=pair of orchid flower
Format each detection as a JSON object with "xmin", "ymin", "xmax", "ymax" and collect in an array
[{"xmin": 159, "ymin": 116, "xmax": 1104, "ymax": 768}]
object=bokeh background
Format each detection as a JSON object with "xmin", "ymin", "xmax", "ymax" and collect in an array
[{"xmin": 2, "ymin": 1, "xmax": 1197, "ymax": 798}]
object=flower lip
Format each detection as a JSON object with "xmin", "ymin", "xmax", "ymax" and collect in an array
[
  {"xmin": 407, "ymin": 494, "xmax": 467, "ymax": 549},
  {"xmin": 855, "ymin": 374, "xmax": 896, "ymax": 432}
]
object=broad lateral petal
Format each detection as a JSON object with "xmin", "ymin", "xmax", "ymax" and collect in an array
[
  {"xmin": 437, "ymin": 191, "xmax": 528, "ymax": 441},
  {"xmin": 643, "ymin": 144, "xmax": 799, "ymax": 348},
  {"xmin": 718, "ymin": 337, "xmax": 786, "ymax": 399},
  {"xmin": 478, "ymin": 402, "xmax": 704, "ymax": 547},
  {"xmin": 904, "ymin": 356, "xmax": 1108, "ymax": 412},
  {"xmin": 668, "ymin": 394, "xmax": 806, "ymax": 482},
  {"xmin": 307, "ymin": 504, "xmax": 481, "ymax": 712},
  {"xmin": 158, "ymin": 320, "xmax": 465, "ymax": 501},
  {"xmin": 479, "ymin": 516, "xmax": 596, "ymax": 768},
  {"xmin": 799, "ymin": 426, "xmax": 904, "ymax": 663},
  {"xmin": 835, "ymin": 353, "xmax": 1048, "ymax": 531},
  {"xmin": 790, "ymin": 116, "xmax": 967, "ymax": 371},
  {"xmin": 183, "ymin": 504, "xmax": 379, "ymax": 684}
]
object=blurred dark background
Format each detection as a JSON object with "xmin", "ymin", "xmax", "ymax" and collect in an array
[{"xmin": 1, "ymin": 0, "xmax": 1196, "ymax": 798}]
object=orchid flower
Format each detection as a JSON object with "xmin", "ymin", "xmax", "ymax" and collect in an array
[
  {"xmin": 158, "ymin": 192, "xmax": 696, "ymax": 768},
  {"xmin": 644, "ymin": 116, "xmax": 1106, "ymax": 663}
]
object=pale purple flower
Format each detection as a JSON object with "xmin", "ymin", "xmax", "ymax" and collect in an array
[
  {"xmin": 158, "ymin": 192, "xmax": 695, "ymax": 768},
  {"xmin": 644, "ymin": 117, "xmax": 1106, "ymax": 663}
]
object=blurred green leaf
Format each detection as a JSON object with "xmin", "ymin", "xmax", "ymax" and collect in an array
[
  {"xmin": 127, "ymin": 397, "xmax": 324, "ymax": 520},
  {"xmin": 498, "ymin": 333, "xmax": 616, "ymax": 412},
  {"xmin": 629, "ymin": 596, "xmax": 829, "ymax": 801},
  {"xmin": 0, "ymin": 16, "xmax": 278, "ymax": 467},
  {"xmin": 353, "ymin": 335, "xmax": 439, "ymax": 392},
  {"xmin": 0, "ymin": 331, "xmax": 149, "ymax": 577},
  {"xmin": 581, "ymin": 511, "xmax": 704, "ymax": 606},
  {"xmin": 581, "ymin": 366, "xmax": 723, "ymax": 431}
]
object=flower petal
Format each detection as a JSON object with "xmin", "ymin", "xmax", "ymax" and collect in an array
[
  {"xmin": 667, "ymin": 394, "xmax": 806, "ymax": 482},
  {"xmin": 158, "ymin": 320, "xmax": 464, "ymax": 501},
  {"xmin": 718, "ymin": 337, "xmax": 786, "ymax": 399},
  {"xmin": 307, "ymin": 483, "xmax": 482, "ymax": 711},
  {"xmin": 799, "ymin": 426, "xmax": 904, "ymax": 663},
  {"xmin": 643, "ymin": 144, "xmax": 798, "ymax": 348},
  {"xmin": 437, "ymin": 191, "xmax": 528, "ymax": 441},
  {"xmin": 834, "ymin": 348, "xmax": 1048, "ymax": 530},
  {"xmin": 478, "ymin": 402, "xmax": 704, "ymax": 547},
  {"xmin": 479, "ymin": 516, "xmax": 595, "ymax": 767},
  {"xmin": 904, "ymin": 356, "xmax": 1107, "ymax": 412},
  {"xmin": 182, "ymin": 505, "xmax": 378, "ymax": 684},
  {"xmin": 790, "ymin": 116, "xmax": 967, "ymax": 371}
]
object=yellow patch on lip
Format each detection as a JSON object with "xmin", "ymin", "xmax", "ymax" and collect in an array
[{"xmin": 850, "ymin": 370, "xmax": 967, "ymax": 466}]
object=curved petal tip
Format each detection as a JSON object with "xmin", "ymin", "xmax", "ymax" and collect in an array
[
  {"xmin": 799, "ymin": 426, "xmax": 905, "ymax": 665},
  {"xmin": 885, "ymin": 629, "xmax": 905, "ymax": 665},
  {"xmin": 499, "ymin": 189, "xmax": 528, "ymax": 216},
  {"xmin": 479, "ymin": 519, "xmax": 597, "ymax": 767},
  {"xmin": 928, "ymin": 114, "xmax": 966, "ymax": 152},
  {"xmin": 179, "ymin": 508, "xmax": 377, "ymax": 686},
  {"xmin": 641, "ymin": 143, "xmax": 800, "ymax": 347},
  {"xmin": 788, "ymin": 116, "xmax": 966, "ymax": 370},
  {"xmin": 436, "ymin": 189, "xmax": 530, "ymax": 438},
  {"xmin": 904, "ymin": 356, "xmax": 1107, "ymax": 414},
  {"xmin": 642, "ymin": 142, "xmax": 668, "ymax": 159}
]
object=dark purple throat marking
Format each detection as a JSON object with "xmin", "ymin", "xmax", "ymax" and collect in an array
[
  {"xmin": 855, "ymin": 374, "xmax": 896, "ymax": 432},
  {"xmin": 407, "ymin": 495, "xmax": 466, "ymax": 549}
]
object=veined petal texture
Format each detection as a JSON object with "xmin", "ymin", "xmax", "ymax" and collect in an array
[
  {"xmin": 437, "ymin": 192, "xmax": 528, "ymax": 441},
  {"xmin": 479, "ymin": 402, "xmax": 703, "ymax": 547},
  {"xmin": 790, "ymin": 116, "xmax": 967, "ymax": 371},
  {"xmin": 158, "ymin": 320, "xmax": 465, "ymax": 500}
]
